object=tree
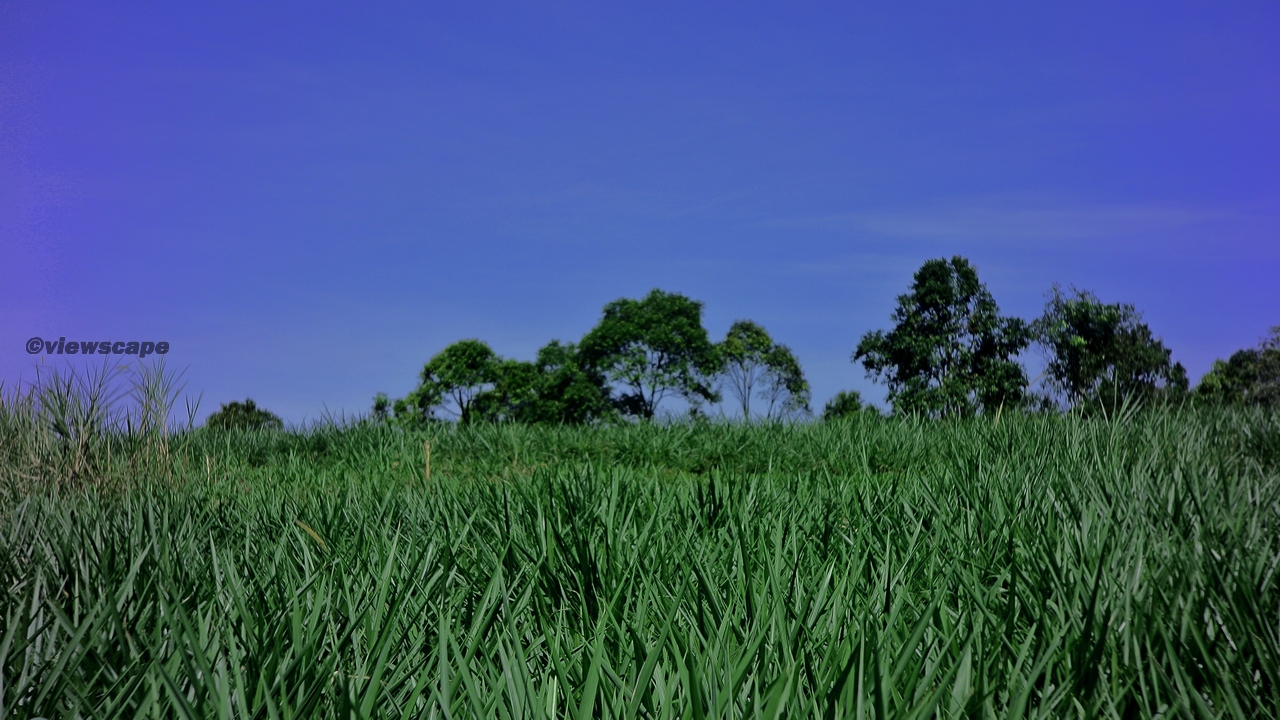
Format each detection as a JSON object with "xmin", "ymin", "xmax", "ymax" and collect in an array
[
  {"xmin": 1195, "ymin": 327, "xmax": 1280, "ymax": 408},
  {"xmin": 821, "ymin": 390, "xmax": 877, "ymax": 421},
  {"xmin": 472, "ymin": 341, "xmax": 615, "ymax": 425},
  {"xmin": 854, "ymin": 256, "xmax": 1031, "ymax": 418},
  {"xmin": 759, "ymin": 345, "xmax": 811, "ymax": 420},
  {"xmin": 379, "ymin": 339, "xmax": 615, "ymax": 427},
  {"xmin": 372, "ymin": 393, "xmax": 392, "ymax": 422},
  {"xmin": 525, "ymin": 340, "xmax": 615, "ymax": 424},
  {"xmin": 718, "ymin": 320, "xmax": 811, "ymax": 420},
  {"xmin": 470, "ymin": 358, "xmax": 542, "ymax": 424},
  {"xmin": 580, "ymin": 289, "xmax": 722, "ymax": 420},
  {"xmin": 402, "ymin": 339, "xmax": 500, "ymax": 425},
  {"xmin": 205, "ymin": 398, "xmax": 283, "ymax": 431},
  {"xmin": 1033, "ymin": 286, "xmax": 1188, "ymax": 412}
]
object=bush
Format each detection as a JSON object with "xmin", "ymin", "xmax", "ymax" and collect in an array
[
  {"xmin": 1196, "ymin": 327, "xmax": 1280, "ymax": 408},
  {"xmin": 205, "ymin": 398, "xmax": 284, "ymax": 431},
  {"xmin": 821, "ymin": 390, "xmax": 876, "ymax": 421}
]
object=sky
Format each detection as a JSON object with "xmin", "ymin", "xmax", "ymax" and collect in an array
[{"xmin": 2, "ymin": 1, "xmax": 1278, "ymax": 424}]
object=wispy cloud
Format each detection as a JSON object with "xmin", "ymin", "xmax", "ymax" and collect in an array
[{"xmin": 781, "ymin": 198, "xmax": 1259, "ymax": 243}]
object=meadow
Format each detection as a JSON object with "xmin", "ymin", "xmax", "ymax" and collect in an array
[{"xmin": 2, "ymin": 376, "xmax": 1279, "ymax": 717}]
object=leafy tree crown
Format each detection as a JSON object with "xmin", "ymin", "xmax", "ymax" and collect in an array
[
  {"xmin": 580, "ymin": 289, "xmax": 722, "ymax": 420},
  {"xmin": 719, "ymin": 320, "xmax": 811, "ymax": 420},
  {"xmin": 1033, "ymin": 286, "xmax": 1188, "ymax": 412},
  {"xmin": 821, "ymin": 390, "xmax": 877, "ymax": 421},
  {"xmin": 205, "ymin": 398, "xmax": 284, "ymax": 431},
  {"xmin": 407, "ymin": 339, "xmax": 500, "ymax": 425},
  {"xmin": 1194, "ymin": 326, "xmax": 1280, "ymax": 408},
  {"xmin": 854, "ymin": 256, "xmax": 1031, "ymax": 418},
  {"xmin": 378, "ymin": 339, "xmax": 614, "ymax": 427}
]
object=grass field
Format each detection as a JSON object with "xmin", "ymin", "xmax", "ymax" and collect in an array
[{"xmin": 3, "ymin": 378, "xmax": 1280, "ymax": 717}]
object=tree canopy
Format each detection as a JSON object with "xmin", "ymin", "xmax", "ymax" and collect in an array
[
  {"xmin": 579, "ymin": 289, "xmax": 722, "ymax": 420},
  {"xmin": 1033, "ymin": 286, "xmax": 1188, "ymax": 412},
  {"xmin": 373, "ymin": 277, "xmax": 1224, "ymax": 427},
  {"xmin": 399, "ymin": 339, "xmax": 499, "ymax": 425},
  {"xmin": 205, "ymin": 398, "xmax": 283, "ymax": 431},
  {"xmin": 378, "ymin": 339, "xmax": 614, "ymax": 427},
  {"xmin": 821, "ymin": 390, "xmax": 876, "ymax": 421},
  {"xmin": 1195, "ymin": 326, "xmax": 1280, "ymax": 408},
  {"xmin": 475, "ymin": 341, "xmax": 614, "ymax": 425},
  {"xmin": 526, "ymin": 340, "xmax": 616, "ymax": 424},
  {"xmin": 718, "ymin": 320, "xmax": 811, "ymax": 420},
  {"xmin": 854, "ymin": 256, "xmax": 1031, "ymax": 417}
]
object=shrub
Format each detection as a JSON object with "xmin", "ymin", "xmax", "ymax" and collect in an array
[
  {"xmin": 821, "ymin": 390, "xmax": 876, "ymax": 421},
  {"xmin": 205, "ymin": 398, "xmax": 284, "ymax": 431}
]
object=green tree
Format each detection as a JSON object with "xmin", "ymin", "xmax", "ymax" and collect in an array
[
  {"xmin": 472, "ymin": 341, "xmax": 615, "ymax": 425},
  {"xmin": 371, "ymin": 393, "xmax": 391, "ymax": 422},
  {"xmin": 205, "ymin": 398, "xmax": 284, "ymax": 431},
  {"xmin": 718, "ymin": 320, "xmax": 811, "ymax": 420},
  {"xmin": 1195, "ymin": 327, "xmax": 1280, "ymax": 408},
  {"xmin": 524, "ymin": 340, "xmax": 615, "ymax": 424},
  {"xmin": 380, "ymin": 340, "xmax": 614, "ymax": 427},
  {"xmin": 759, "ymin": 344, "xmax": 811, "ymax": 420},
  {"xmin": 469, "ymin": 358, "xmax": 541, "ymax": 424},
  {"xmin": 821, "ymin": 390, "xmax": 877, "ymax": 421},
  {"xmin": 580, "ymin": 289, "xmax": 722, "ymax": 420},
  {"xmin": 1034, "ymin": 286, "xmax": 1188, "ymax": 412},
  {"xmin": 854, "ymin": 256, "xmax": 1031, "ymax": 418},
  {"xmin": 401, "ymin": 339, "xmax": 500, "ymax": 425}
]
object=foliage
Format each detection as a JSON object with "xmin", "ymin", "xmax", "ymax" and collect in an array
[
  {"xmin": 1034, "ymin": 286, "xmax": 1189, "ymax": 412},
  {"xmin": 475, "ymin": 342, "xmax": 615, "ymax": 425},
  {"xmin": 5, "ymin": 395, "xmax": 1280, "ymax": 716},
  {"xmin": 580, "ymin": 289, "xmax": 722, "ymax": 420},
  {"xmin": 470, "ymin": 358, "xmax": 542, "ymax": 423},
  {"xmin": 820, "ymin": 389, "xmax": 876, "ymax": 421},
  {"xmin": 1, "ymin": 360, "xmax": 197, "ymax": 490},
  {"xmin": 717, "ymin": 320, "xmax": 811, "ymax": 420},
  {"xmin": 523, "ymin": 340, "xmax": 616, "ymax": 424},
  {"xmin": 205, "ymin": 397, "xmax": 283, "ymax": 431},
  {"xmin": 854, "ymin": 256, "xmax": 1032, "ymax": 417},
  {"xmin": 381, "ymin": 341, "xmax": 615, "ymax": 427},
  {"xmin": 397, "ymin": 339, "xmax": 499, "ymax": 425},
  {"xmin": 371, "ymin": 392, "xmax": 392, "ymax": 421},
  {"xmin": 1196, "ymin": 326, "xmax": 1280, "ymax": 408}
]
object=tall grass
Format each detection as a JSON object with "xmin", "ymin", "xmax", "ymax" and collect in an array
[
  {"xmin": 0, "ymin": 359, "xmax": 199, "ymax": 493},
  {"xmin": 2, "ymin": 368, "xmax": 1279, "ymax": 717}
]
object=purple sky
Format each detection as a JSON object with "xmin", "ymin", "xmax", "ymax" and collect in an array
[{"xmin": 3, "ymin": 1, "xmax": 1278, "ymax": 424}]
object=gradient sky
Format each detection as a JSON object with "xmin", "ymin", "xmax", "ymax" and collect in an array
[{"xmin": 3, "ymin": 1, "xmax": 1278, "ymax": 424}]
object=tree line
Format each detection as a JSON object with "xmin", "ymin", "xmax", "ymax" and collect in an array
[
  {"xmin": 370, "ymin": 289, "xmax": 810, "ymax": 427},
  {"xmin": 359, "ymin": 255, "xmax": 1278, "ymax": 427}
]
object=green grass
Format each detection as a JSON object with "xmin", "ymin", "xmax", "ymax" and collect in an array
[{"xmin": 2, "ymin": 372, "xmax": 1280, "ymax": 717}]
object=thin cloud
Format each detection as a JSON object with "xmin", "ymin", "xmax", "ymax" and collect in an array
[{"xmin": 784, "ymin": 200, "xmax": 1254, "ymax": 243}]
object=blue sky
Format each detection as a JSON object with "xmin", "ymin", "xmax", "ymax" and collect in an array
[{"xmin": 3, "ymin": 1, "xmax": 1278, "ymax": 423}]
